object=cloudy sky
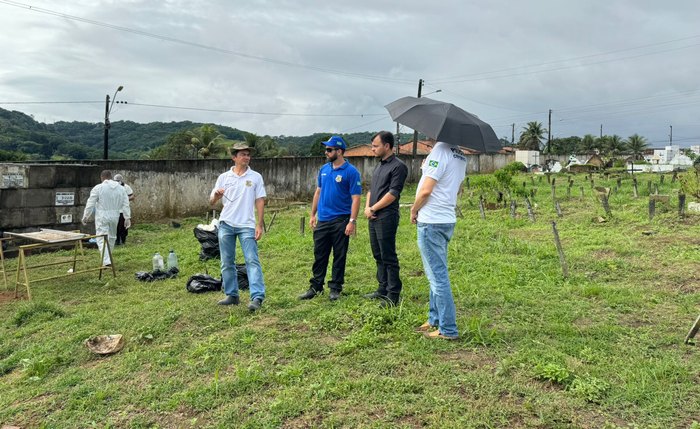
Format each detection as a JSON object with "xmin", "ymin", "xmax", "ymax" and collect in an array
[{"xmin": 1, "ymin": 0, "xmax": 699, "ymax": 147}]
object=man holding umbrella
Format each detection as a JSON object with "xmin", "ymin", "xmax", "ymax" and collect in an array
[
  {"xmin": 385, "ymin": 96, "xmax": 501, "ymax": 341},
  {"xmin": 410, "ymin": 142, "xmax": 466, "ymax": 340}
]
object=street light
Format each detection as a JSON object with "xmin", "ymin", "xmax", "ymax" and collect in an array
[
  {"xmin": 104, "ymin": 85, "xmax": 124, "ymax": 160},
  {"xmin": 422, "ymin": 89, "xmax": 442, "ymax": 97}
]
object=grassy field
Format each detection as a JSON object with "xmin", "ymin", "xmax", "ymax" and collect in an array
[{"xmin": 1, "ymin": 172, "xmax": 699, "ymax": 428}]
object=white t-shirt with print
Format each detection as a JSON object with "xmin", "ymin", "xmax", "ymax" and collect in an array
[
  {"xmin": 212, "ymin": 167, "xmax": 266, "ymax": 228},
  {"xmin": 416, "ymin": 142, "xmax": 467, "ymax": 224}
]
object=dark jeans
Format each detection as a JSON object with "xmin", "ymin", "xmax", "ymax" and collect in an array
[
  {"xmin": 310, "ymin": 217, "xmax": 350, "ymax": 292},
  {"xmin": 369, "ymin": 214, "xmax": 402, "ymax": 302},
  {"xmin": 116, "ymin": 213, "xmax": 128, "ymax": 244}
]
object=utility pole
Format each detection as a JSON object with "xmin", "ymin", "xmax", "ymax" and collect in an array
[
  {"xmin": 600, "ymin": 124, "xmax": 603, "ymax": 139},
  {"xmin": 547, "ymin": 109, "xmax": 552, "ymax": 153},
  {"xmin": 670, "ymin": 125, "xmax": 673, "ymax": 145},
  {"xmin": 511, "ymin": 123, "xmax": 515, "ymax": 145},
  {"xmin": 103, "ymin": 85, "xmax": 124, "ymax": 160},
  {"xmin": 103, "ymin": 94, "xmax": 110, "ymax": 160},
  {"xmin": 412, "ymin": 78, "xmax": 423, "ymax": 159},
  {"xmin": 395, "ymin": 122, "xmax": 400, "ymax": 155}
]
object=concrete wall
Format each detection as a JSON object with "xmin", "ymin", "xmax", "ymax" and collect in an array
[
  {"xmin": 1, "ymin": 163, "xmax": 101, "ymax": 233},
  {"xmin": 1, "ymin": 152, "xmax": 514, "ymax": 229}
]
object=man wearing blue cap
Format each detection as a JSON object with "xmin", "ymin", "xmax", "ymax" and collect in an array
[{"xmin": 299, "ymin": 135, "xmax": 362, "ymax": 301}]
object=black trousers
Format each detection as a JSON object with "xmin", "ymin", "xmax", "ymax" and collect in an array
[
  {"xmin": 116, "ymin": 213, "xmax": 128, "ymax": 244},
  {"xmin": 310, "ymin": 217, "xmax": 350, "ymax": 292},
  {"xmin": 369, "ymin": 214, "xmax": 402, "ymax": 302}
]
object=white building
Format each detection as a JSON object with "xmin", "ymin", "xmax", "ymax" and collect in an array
[
  {"xmin": 515, "ymin": 150, "xmax": 540, "ymax": 168},
  {"xmin": 690, "ymin": 145, "xmax": 700, "ymax": 156},
  {"xmin": 647, "ymin": 145, "xmax": 680, "ymax": 164}
]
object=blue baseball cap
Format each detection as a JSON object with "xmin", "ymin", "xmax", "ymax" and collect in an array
[{"xmin": 323, "ymin": 135, "xmax": 346, "ymax": 150}]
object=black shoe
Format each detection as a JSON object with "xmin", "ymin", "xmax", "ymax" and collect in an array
[
  {"xmin": 363, "ymin": 291, "xmax": 385, "ymax": 300},
  {"xmin": 247, "ymin": 298, "xmax": 263, "ymax": 312},
  {"xmin": 329, "ymin": 290, "xmax": 341, "ymax": 301},
  {"xmin": 379, "ymin": 298, "xmax": 398, "ymax": 309},
  {"xmin": 298, "ymin": 288, "xmax": 321, "ymax": 300},
  {"xmin": 217, "ymin": 295, "xmax": 240, "ymax": 305}
]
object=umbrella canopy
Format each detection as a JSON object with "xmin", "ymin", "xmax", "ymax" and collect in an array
[{"xmin": 385, "ymin": 96, "xmax": 502, "ymax": 153}]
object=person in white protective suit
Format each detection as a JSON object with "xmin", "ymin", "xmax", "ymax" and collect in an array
[{"xmin": 82, "ymin": 170, "xmax": 131, "ymax": 266}]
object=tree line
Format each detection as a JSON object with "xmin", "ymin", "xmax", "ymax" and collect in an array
[{"xmin": 516, "ymin": 121, "xmax": 652, "ymax": 159}]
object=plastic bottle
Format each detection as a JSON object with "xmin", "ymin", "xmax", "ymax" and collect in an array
[
  {"xmin": 167, "ymin": 249, "xmax": 179, "ymax": 270},
  {"xmin": 152, "ymin": 252, "xmax": 164, "ymax": 271}
]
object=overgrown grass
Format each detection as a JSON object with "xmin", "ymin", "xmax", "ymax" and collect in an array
[{"xmin": 1, "ymin": 172, "xmax": 699, "ymax": 428}]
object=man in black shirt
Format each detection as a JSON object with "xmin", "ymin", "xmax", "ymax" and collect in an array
[{"xmin": 363, "ymin": 131, "xmax": 409, "ymax": 307}]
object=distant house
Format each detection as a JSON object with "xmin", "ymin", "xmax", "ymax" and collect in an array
[
  {"xmin": 398, "ymin": 140, "xmax": 434, "ymax": 155},
  {"xmin": 345, "ymin": 139, "xmax": 509, "ymax": 157},
  {"xmin": 343, "ymin": 144, "xmax": 374, "ymax": 157}
]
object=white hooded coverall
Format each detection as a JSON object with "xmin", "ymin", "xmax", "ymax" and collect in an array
[{"xmin": 83, "ymin": 179, "xmax": 131, "ymax": 265}]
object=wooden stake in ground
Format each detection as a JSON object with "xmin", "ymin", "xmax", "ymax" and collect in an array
[
  {"xmin": 525, "ymin": 197, "xmax": 536, "ymax": 222},
  {"xmin": 647, "ymin": 180, "xmax": 652, "ymax": 195},
  {"xmin": 672, "ymin": 171, "xmax": 678, "ymax": 183},
  {"xmin": 552, "ymin": 221, "xmax": 569, "ymax": 278},
  {"xmin": 660, "ymin": 174, "xmax": 665, "ymax": 184},
  {"xmin": 633, "ymin": 177, "xmax": 638, "ymax": 198},
  {"xmin": 466, "ymin": 177, "xmax": 470, "ymax": 189},
  {"xmin": 679, "ymin": 193, "xmax": 686, "ymax": 218},
  {"xmin": 478, "ymin": 196, "xmax": 486, "ymax": 220},
  {"xmin": 685, "ymin": 314, "xmax": 700, "ymax": 344},
  {"xmin": 300, "ymin": 216, "xmax": 306, "ymax": 235},
  {"xmin": 551, "ymin": 184, "xmax": 556, "ymax": 201},
  {"xmin": 510, "ymin": 199, "xmax": 517, "ymax": 219},
  {"xmin": 580, "ymin": 186, "xmax": 584, "ymax": 198},
  {"xmin": 649, "ymin": 198, "xmax": 656, "ymax": 220},
  {"xmin": 265, "ymin": 211, "xmax": 277, "ymax": 233},
  {"xmin": 555, "ymin": 201, "xmax": 563, "ymax": 217}
]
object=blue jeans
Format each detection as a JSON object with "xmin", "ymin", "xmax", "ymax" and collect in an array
[
  {"xmin": 417, "ymin": 222, "xmax": 458, "ymax": 337},
  {"xmin": 218, "ymin": 221, "xmax": 265, "ymax": 301}
]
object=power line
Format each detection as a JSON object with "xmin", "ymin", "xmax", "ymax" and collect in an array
[
  {"xmin": 0, "ymin": 101, "xmax": 101, "ymax": 104},
  {"xmin": 340, "ymin": 115, "xmax": 391, "ymax": 133},
  {"xmin": 0, "ymin": 100, "xmax": 386, "ymax": 118},
  {"xmin": 429, "ymin": 35, "xmax": 700, "ymax": 84},
  {"xmin": 0, "ymin": 0, "xmax": 415, "ymax": 85},
  {"xmin": 127, "ymin": 102, "xmax": 385, "ymax": 117}
]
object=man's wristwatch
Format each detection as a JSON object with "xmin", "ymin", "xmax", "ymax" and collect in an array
[{"xmin": 349, "ymin": 218, "xmax": 357, "ymax": 224}]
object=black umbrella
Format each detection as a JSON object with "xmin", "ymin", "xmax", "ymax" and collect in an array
[{"xmin": 385, "ymin": 96, "xmax": 502, "ymax": 153}]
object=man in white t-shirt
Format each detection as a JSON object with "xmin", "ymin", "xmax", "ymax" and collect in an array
[
  {"xmin": 410, "ymin": 141, "xmax": 467, "ymax": 340},
  {"xmin": 210, "ymin": 142, "xmax": 267, "ymax": 311}
]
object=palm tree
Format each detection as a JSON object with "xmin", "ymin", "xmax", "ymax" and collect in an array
[
  {"xmin": 625, "ymin": 134, "xmax": 648, "ymax": 160},
  {"xmin": 605, "ymin": 135, "xmax": 627, "ymax": 158},
  {"xmin": 243, "ymin": 132, "xmax": 259, "ymax": 149},
  {"xmin": 188, "ymin": 125, "xmax": 225, "ymax": 158},
  {"xmin": 578, "ymin": 134, "xmax": 597, "ymax": 153},
  {"xmin": 518, "ymin": 121, "xmax": 547, "ymax": 151}
]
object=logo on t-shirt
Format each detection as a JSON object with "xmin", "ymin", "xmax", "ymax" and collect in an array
[
  {"xmin": 335, "ymin": 175, "xmax": 342, "ymax": 183},
  {"xmin": 429, "ymin": 160, "xmax": 439, "ymax": 168},
  {"xmin": 245, "ymin": 180, "xmax": 253, "ymax": 187}
]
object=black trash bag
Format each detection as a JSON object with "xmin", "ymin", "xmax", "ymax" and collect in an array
[
  {"xmin": 186, "ymin": 274, "xmax": 222, "ymax": 293},
  {"xmin": 236, "ymin": 264, "xmax": 249, "ymax": 290},
  {"xmin": 193, "ymin": 226, "xmax": 219, "ymax": 260},
  {"xmin": 135, "ymin": 267, "xmax": 179, "ymax": 282},
  {"xmin": 184, "ymin": 265, "xmax": 248, "ymax": 293}
]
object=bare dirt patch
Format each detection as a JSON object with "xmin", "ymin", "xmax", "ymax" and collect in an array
[
  {"xmin": 441, "ymin": 349, "xmax": 498, "ymax": 371},
  {"xmin": 0, "ymin": 291, "xmax": 22, "ymax": 305}
]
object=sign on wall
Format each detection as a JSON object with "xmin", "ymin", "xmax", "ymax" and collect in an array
[
  {"xmin": 60, "ymin": 214, "xmax": 73, "ymax": 223},
  {"xmin": 55, "ymin": 192, "xmax": 75, "ymax": 206},
  {"xmin": 2, "ymin": 173, "xmax": 25, "ymax": 188}
]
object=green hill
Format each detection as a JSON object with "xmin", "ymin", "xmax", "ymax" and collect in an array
[{"xmin": 0, "ymin": 107, "xmax": 416, "ymax": 160}]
